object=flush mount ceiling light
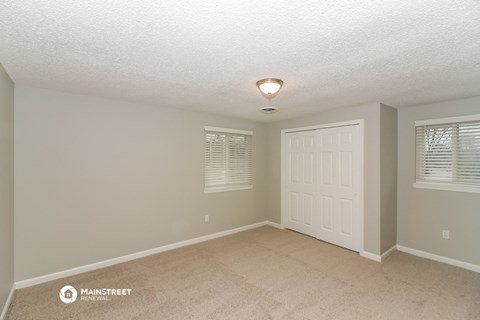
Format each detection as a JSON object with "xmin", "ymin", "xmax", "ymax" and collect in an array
[{"xmin": 256, "ymin": 78, "xmax": 284, "ymax": 101}]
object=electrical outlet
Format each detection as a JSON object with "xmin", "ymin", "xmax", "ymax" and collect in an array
[
  {"xmin": 442, "ymin": 230, "xmax": 450, "ymax": 239},
  {"xmin": 205, "ymin": 215, "xmax": 210, "ymax": 223}
]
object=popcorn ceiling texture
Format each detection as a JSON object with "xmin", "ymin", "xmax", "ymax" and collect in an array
[{"xmin": 1, "ymin": 1, "xmax": 480, "ymax": 121}]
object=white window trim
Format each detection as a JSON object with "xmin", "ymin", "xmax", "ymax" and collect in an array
[
  {"xmin": 204, "ymin": 126, "xmax": 253, "ymax": 136},
  {"xmin": 413, "ymin": 182, "xmax": 480, "ymax": 194},
  {"xmin": 414, "ymin": 114, "xmax": 480, "ymax": 193},
  {"xmin": 204, "ymin": 185, "xmax": 253, "ymax": 194},
  {"xmin": 415, "ymin": 114, "xmax": 480, "ymax": 126},
  {"xmin": 203, "ymin": 126, "xmax": 253, "ymax": 194}
]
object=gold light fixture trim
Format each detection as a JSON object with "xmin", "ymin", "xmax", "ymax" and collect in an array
[{"xmin": 256, "ymin": 78, "xmax": 284, "ymax": 101}]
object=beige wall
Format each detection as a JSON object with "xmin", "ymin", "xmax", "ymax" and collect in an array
[
  {"xmin": 0, "ymin": 64, "xmax": 14, "ymax": 310},
  {"xmin": 16, "ymin": 81, "xmax": 478, "ymax": 281},
  {"xmin": 14, "ymin": 86, "xmax": 267, "ymax": 281},
  {"xmin": 265, "ymin": 103, "xmax": 383, "ymax": 255},
  {"xmin": 397, "ymin": 97, "xmax": 480, "ymax": 265},
  {"xmin": 380, "ymin": 104, "xmax": 397, "ymax": 253}
]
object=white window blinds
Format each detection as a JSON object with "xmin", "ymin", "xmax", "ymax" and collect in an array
[
  {"xmin": 415, "ymin": 116, "xmax": 480, "ymax": 189},
  {"xmin": 204, "ymin": 127, "xmax": 253, "ymax": 193}
]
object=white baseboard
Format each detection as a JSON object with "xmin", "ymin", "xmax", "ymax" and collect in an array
[
  {"xmin": 381, "ymin": 245, "xmax": 397, "ymax": 260},
  {"xmin": 360, "ymin": 245, "xmax": 397, "ymax": 263},
  {"xmin": 0, "ymin": 284, "xmax": 15, "ymax": 320},
  {"xmin": 16, "ymin": 221, "xmax": 268, "ymax": 289},
  {"xmin": 360, "ymin": 251, "xmax": 381, "ymax": 262},
  {"xmin": 266, "ymin": 221, "xmax": 284, "ymax": 229},
  {"xmin": 397, "ymin": 245, "xmax": 480, "ymax": 273}
]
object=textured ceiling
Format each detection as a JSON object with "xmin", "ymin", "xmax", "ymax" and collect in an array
[{"xmin": 1, "ymin": 1, "xmax": 480, "ymax": 122}]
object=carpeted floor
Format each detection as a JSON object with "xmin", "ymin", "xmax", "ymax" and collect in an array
[{"xmin": 5, "ymin": 226, "xmax": 480, "ymax": 319}]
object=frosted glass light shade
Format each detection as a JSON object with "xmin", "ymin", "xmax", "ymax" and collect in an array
[{"xmin": 256, "ymin": 78, "xmax": 283, "ymax": 100}]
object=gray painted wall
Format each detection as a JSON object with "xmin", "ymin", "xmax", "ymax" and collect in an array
[
  {"xmin": 13, "ymin": 81, "xmax": 478, "ymax": 282},
  {"xmin": 14, "ymin": 86, "xmax": 267, "ymax": 281},
  {"xmin": 397, "ymin": 97, "xmax": 480, "ymax": 265},
  {"xmin": 0, "ymin": 64, "xmax": 14, "ymax": 311},
  {"xmin": 265, "ymin": 103, "xmax": 383, "ymax": 255},
  {"xmin": 380, "ymin": 104, "xmax": 397, "ymax": 253}
]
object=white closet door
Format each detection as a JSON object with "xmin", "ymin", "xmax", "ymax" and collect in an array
[
  {"xmin": 317, "ymin": 125, "xmax": 360, "ymax": 251},
  {"xmin": 285, "ymin": 130, "xmax": 317, "ymax": 237},
  {"xmin": 285, "ymin": 125, "xmax": 361, "ymax": 252}
]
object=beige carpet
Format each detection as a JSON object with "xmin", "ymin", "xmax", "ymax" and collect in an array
[{"xmin": 5, "ymin": 226, "xmax": 480, "ymax": 319}]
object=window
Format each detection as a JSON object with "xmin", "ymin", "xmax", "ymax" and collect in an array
[
  {"xmin": 204, "ymin": 126, "xmax": 253, "ymax": 193},
  {"xmin": 414, "ymin": 114, "xmax": 480, "ymax": 193}
]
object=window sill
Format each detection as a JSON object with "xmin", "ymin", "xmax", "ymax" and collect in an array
[
  {"xmin": 413, "ymin": 182, "xmax": 480, "ymax": 194},
  {"xmin": 204, "ymin": 185, "xmax": 253, "ymax": 194}
]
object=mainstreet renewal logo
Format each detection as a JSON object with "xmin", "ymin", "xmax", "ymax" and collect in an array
[
  {"xmin": 59, "ymin": 285, "xmax": 132, "ymax": 304},
  {"xmin": 59, "ymin": 285, "xmax": 77, "ymax": 304}
]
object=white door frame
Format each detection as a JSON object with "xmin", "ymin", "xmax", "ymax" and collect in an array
[{"xmin": 281, "ymin": 119, "xmax": 365, "ymax": 254}]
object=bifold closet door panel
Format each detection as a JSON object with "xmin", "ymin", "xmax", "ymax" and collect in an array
[
  {"xmin": 285, "ymin": 130, "xmax": 317, "ymax": 237},
  {"xmin": 317, "ymin": 125, "xmax": 360, "ymax": 252}
]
